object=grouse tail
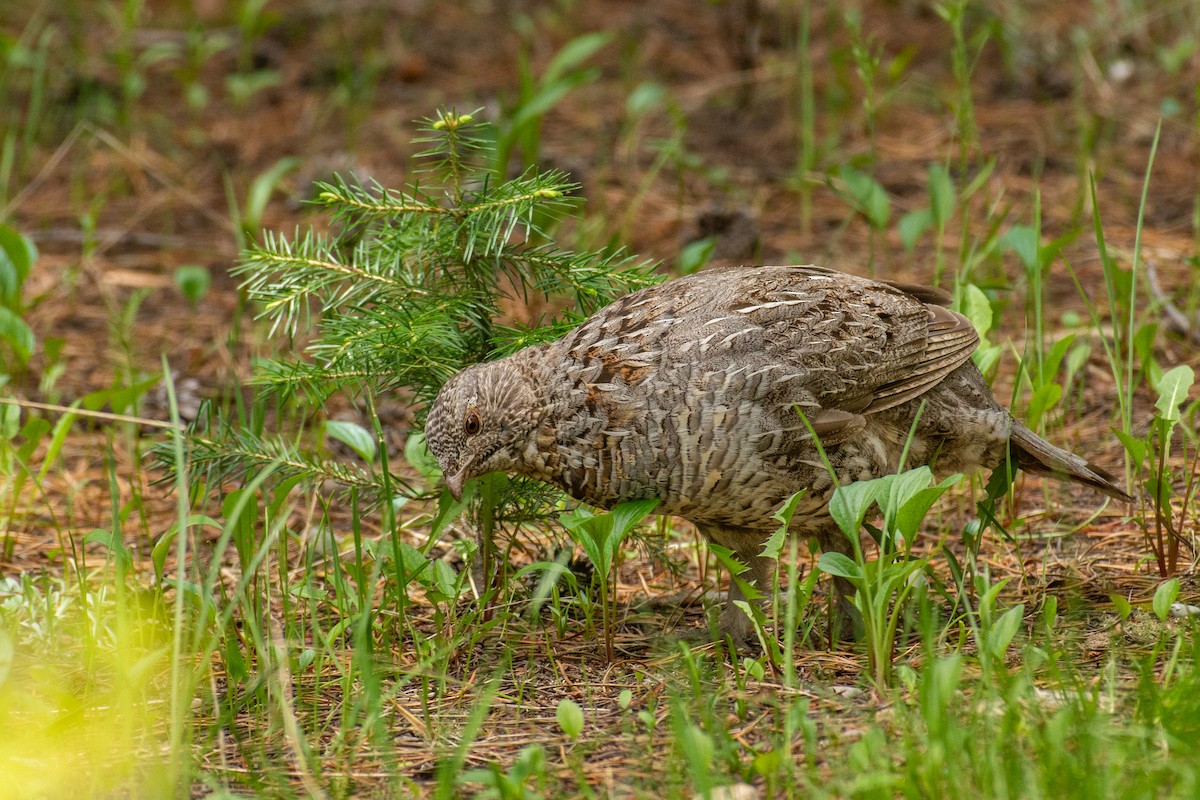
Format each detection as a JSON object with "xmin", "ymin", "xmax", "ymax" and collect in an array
[{"xmin": 1010, "ymin": 422, "xmax": 1132, "ymax": 503}]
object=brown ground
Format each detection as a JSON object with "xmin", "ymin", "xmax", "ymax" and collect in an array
[{"xmin": 1, "ymin": 0, "xmax": 1198, "ymax": 791}]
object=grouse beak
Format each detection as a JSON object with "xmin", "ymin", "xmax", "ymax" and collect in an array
[{"xmin": 446, "ymin": 467, "xmax": 468, "ymax": 502}]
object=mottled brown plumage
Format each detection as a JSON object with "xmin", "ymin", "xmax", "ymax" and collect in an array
[{"xmin": 425, "ymin": 265, "xmax": 1130, "ymax": 640}]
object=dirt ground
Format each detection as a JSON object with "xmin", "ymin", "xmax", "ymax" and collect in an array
[{"xmin": 3, "ymin": 0, "xmax": 1199, "ymax": 711}]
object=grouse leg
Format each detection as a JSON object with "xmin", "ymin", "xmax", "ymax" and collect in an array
[{"xmin": 815, "ymin": 523, "xmax": 864, "ymax": 643}]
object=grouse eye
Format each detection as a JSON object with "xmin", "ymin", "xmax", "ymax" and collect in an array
[{"xmin": 464, "ymin": 409, "xmax": 482, "ymax": 436}]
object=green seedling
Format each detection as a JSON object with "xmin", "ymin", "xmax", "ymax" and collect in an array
[
  {"xmin": 819, "ymin": 465, "xmax": 963, "ymax": 687},
  {"xmin": 174, "ymin": 264, "xmax": 211, "ymax": 308},
  {"xmin": 1116, "ymin": 364, "xmax": 1196, "ymax": 576},
  {"xmin": 494, "ymin": 31, "xmax": 613, "ymax": 175},
  {"xmin": 561, "ymin": 498, "xmax": 659, "ymax": 661},
  {"xmin": 0, "ymin": 223, "xmax": 36, "ymax": 371}
]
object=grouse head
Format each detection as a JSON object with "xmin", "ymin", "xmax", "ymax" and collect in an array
[{"xmin": 424, "ymin": 361, "xmax": 540, "ymax": 500}]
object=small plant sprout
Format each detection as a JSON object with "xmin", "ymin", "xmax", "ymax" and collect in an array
[
  {"xmin": 0, "ymin": 223, "xmax": 37, "ymax": 371},
  {"xmin": 819, "ymin": 465, "xmax": 963, "ymax": 687},
  {"xmin": 1116, "ymin": 364, "xmax": 1196, "ymax": 576},
  {"xmin": 173, "ymin": 264, "xmax": 211, "ymax": 308},
  {"xmin": 561, "ymin": 498, "xmax": 659, "ymax": 661},
  {"xmin": 556, "ymin": 698, "xmax": 584, "ymax": 739}
]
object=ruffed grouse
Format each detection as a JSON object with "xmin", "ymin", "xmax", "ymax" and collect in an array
[{"xmin": 425, "ymin": 265, "xmax": 1130, "ymax": 640}]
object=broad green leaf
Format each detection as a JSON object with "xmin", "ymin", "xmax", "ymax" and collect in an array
[
  {"xmin": 84, "ymin": 528, "xmax": 133, "ymax": 573},
  {"xmin": 0, "ymin": 402, "xmax": 19, "ymax": 440},
  {"xmin": 928, "ymin": 163, "xmax": 955, "ymax": 226},
  {"xmin": 561, "ymin": 508, "xmax": 613, "ymax": 574},
  {"xmin": 882, "ymin": 466, "xmax": 935, "ymax": 512},
  {"xmin": 1042, "ymin": 334, "xmax": 1077, "ymax": 385},
  {"xmin": 898, "ymin": 208, "xmax": 932, "ymax": 252},
  {"xmin": 38, "ymin": 406, "xmax": 78, "ymax": 482},
  {"xmin": 325, "ymin": 420, "xmax": 377, "ymax": 462},
  {"xmin": 174, "ymin": 265, "xmax": 211, "ymax": 306},
  {"xmin": 829, "ymin": 478, "xmax": 881, "ymax": 538},
  {"xmin": 429, "ymin": 560, "xmax": 461, "ymax": 598},
  {"xmin": 0, "ymin": 627, "xmax": 12, "ymax": 689},
  {"xmin": 1001, "ymin": 224, "xmax": 1039, "ymax": 271},
  {"xmin": 14, "ymin": 416, "xmax": 49, "ymax": 464},
  {"xmin": 958, "ymin": 283, "xmax": 993, "ymax": 339},
  {"xmin": 894, "ymin": 474, "xmax": 962, "ymax": 538},
  {"xmin": 987, "ymin": 603, "xmax": 1025, "ymax": 659},
  {"xmin": 608, "ymin": 497, "xmax": 660, "ymax": 540},
  {"xmin": 89, "ymin": 374, "xmax": 161, "ymax": 415},
  {"xmin": 0, "ymin": 224, "xmax": 36, "ymax": 308},
  {"xmin": 153, "ymin": 514, "xmax": 222, "ymax": 582},
  {"xmin": 543, "ymin": 31, "xmax": 613, "ymax": 86},
  {"xmin": 1152, "ymin": 578, "xmax": 1180, "ymax": 621},
  {"xmin": 396, "ymin": 541, "xmax": 433, "ymax": 584},
  {"xmin": 679, "ymin": 724, "xmax": 714, "ymax": 774},
  {"xmin": 244, "ymin": 156, "xmax": 298, "ymax": 232},
  {"xmin": 1154, "ymin": 365, "xmax": 1194, "ymax": 422},
  {"xmin": 556, "ymin": 698, "xmax": 585, "ymax": 738},
  {"xmin": 0, "ymin": 306, "xmax": 34, "ymax": 363},
  {"xmin": 678, "ymin": 237, "xmax": 715, "ymax": 274},
  {"xmin": 837, "ymin": 165, "xmax": 890, "ymax": 229},
  {"xmin": 404, "ymin": 431, "xmax": 441, "ymax": 479},
  {"xmin": 817, "ymin": 551, "xmax": 863, "ymax": 581},
  {"xmin": 626, "ymin": 81, "xmax": 666, "ymax": 116},
  {"xmin": 1113, "ymin": 429, "xmax": 1147, "ymax": 466},
  {"xmin": 1026, "ymin": 383, "xmax": 1063, "ymax": 429}
]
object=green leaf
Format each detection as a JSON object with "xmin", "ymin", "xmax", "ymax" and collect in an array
[
  {"xmin": 882, "ymin": 466, "xmax": 935, "ymax": 511},
  {"xmin": 1152, "ymin": 578, "xmax": 1180, "ymax": 621},
  {"xmin": 898, "ymin": 208, "xmax": 932, "ymax": 252},
  {"xmin": 678, "ymin": 237, "xmax": 716, "ymax": 275},
  {"xmin": 174, "ymin": 265, "xmax": 211, "ymax": 306},
  {"xmin": 15, "ymin": 416, "xmax": 50, "ymax": 463},
  {"xmin": 38, "ymin": 404, "xmax": 79, "ymax": 482},
  {"xmin": 84, "ymin": 528, "xmax": 133, "ymax": 574},
  {"xmin": 0, "ymin": 224, "xmax": 36, "ymax": 309},
  {"xmin": 1026, "ymin": 383, "xmax": 1063, "ymax": 429},
  {"xmin": 325, "ymin": 420, "xmax": 377, "ymax": 462},
  {"xmin": 0, "ymin": 402, "xmax": 18, "ymax": 440},
  {"xmin": 561, "ymin": 507, "xmax": 613, "ymax": 575},
  {"xmin": 626, "ymin": 81, "xmax": 666, "ymax": 116},
  {"xmin": 404, "ymin": 431, "xmax": 441, "ymax": 479},
  {"xmin": 1154, "ymin": 365, "xmax": 1194, "ymax": 422},
  {"xmin": 1042, "ymin": 334, "xmax": 1077, "ymax": 384},
  {"xmin": 608, "ymin": 497, "xmax": 660, "ymax": 540},
  {"xmin": 987, "ymin": 603, "xmax": 1025, "ymax": 659},
  {"xmin": 762, "ymin": 490, "xmax": 805, "ymax": 559},
  {"xmin": 556, "ymin": 698, "xmax": 584, "ymax": 738},
  {"xmin": 679, "ymin": 724, "xmax": 714, "ymax": 774},
  {"xmin": 1113, "ymin": 429, "xmax": 1147, "ymax": 466},
  {"xmin": 837, "ymin": 165, "xmax": 890, "ymax": 229},
  {"xmin": 244, "ymin": 156, "xmax": 298, "ymax": 233},
  {"xmin": 543, "ymin": 31, "xmax": 613, "ymax": 86},
  {"xmin": 430, "ymin": 485, "xmax": 471, "ymax": 539},
  {"xmin": 829, "ymin": 478, "xmax": 881, "ymax": 538},
  {"xmin": 0, "ymin": 306, "xmax": 34, "ymax": 363},
  {"xmin": 958, "ymin": 283, "xmax": 993, "ymax": 339},
  {"xmin": 152, "ymin": 514, "xmax": 222, "ymax": 583},
  {"xmin": 1001, "ymin": 225, "xmax": 1039, "ymax": 271},
  {"xmin": 1109, "ymin": 593, "xmax": 1133, "ymax": 621},
  {"xmin": 928, "ymin": 163, "xmax": 955, "ymax": 226},
  {"xmin": 817, "ymin": 551, "xmax": 863, "ymax": 581},
  {"xmin": 894, "ymin": 474, "xmax": 962, "ymax": 539}
]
